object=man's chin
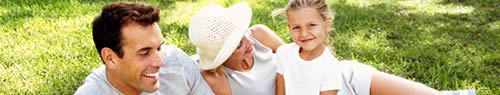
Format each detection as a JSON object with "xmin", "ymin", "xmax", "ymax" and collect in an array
[
  {"xmin": 140, "ymin": 75, "xmax": 160, "ymax": 92},
  {"xmin": 142, "ymin": 86, "xmax": 159, "ymax": 93},
  {"xmin": 142, "ymin": 82, "xmax": 160, "ymax": 93}
]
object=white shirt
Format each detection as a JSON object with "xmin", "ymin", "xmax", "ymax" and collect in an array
[
  {"xmin": 337, "ymin": 60, "xmax": 376, "ymax": 95},
  {"xmin": 74, "ymin": 45, "xmax": 214, "ymax": 95},
  {"xmin": 276, "ymin": 43, "xmax": 343, "ymax": 95},
  {"xmin": 223, "ymin": 36, "xmax": 277, "ymax": 95}
]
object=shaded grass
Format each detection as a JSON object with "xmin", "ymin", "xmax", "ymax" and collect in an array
[
  {"xmin": 0, "ymin": 0, "xmax": 498, "ymax": 94},
  {"xmin": 328, "ymin": 0, "xmax": 499, "ymax": 94}
]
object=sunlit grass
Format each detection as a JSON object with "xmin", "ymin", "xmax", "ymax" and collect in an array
[
  {"xmin": 0, "ymin": 8, "xmax": 6, "ymax": 17},
  {"xmin": 0, "ymin": 0, "xmax": 99, "ymax": 94},
  {"xmin": 349, "ymin": 30, "xmax": 390, "ymax": 49},
  {"xmin": 489, "ymin": 21, "xmax": 500, "ymax": 31},
  {"xmin": 397, "ymin": 0, "xmax": 474, "ymax": 15},
  {"xmin": 163, "ymin": 1, "xmax": 203, "ymax": 25},
  {"xmin": 339, "ymin": 0, "xmax": 475, "ymax": 15}
]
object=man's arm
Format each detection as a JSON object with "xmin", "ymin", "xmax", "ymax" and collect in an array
[{"xmin": 249, "ymin": 24, "xmax": 285, "ymax": 53}]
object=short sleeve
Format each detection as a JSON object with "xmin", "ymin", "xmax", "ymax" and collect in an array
[
  {"xmin": 173, "ymin": 46, "xmax": 215, "ymax": 95},
  {"xmin": 276, "ymin": 61, "xmax": 284, "ymax": 74},
  {"xmin": 159, "ymin": 45, "xmax": 215, "ymax": 95},
  {"xmin": 275, "ymin": 46, "xmax": 286, "ymax": 74},
  {"xmin": 74, "ymin": 83, "xmax": 101, "ymax": 95},
  {"xmin": 320, "ymin": 68, "xmax": 343, "ymax": 91}
]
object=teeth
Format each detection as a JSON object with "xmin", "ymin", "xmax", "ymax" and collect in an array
[{"xmin": 144, "ymin": 72, "xmax": 159, "ymax": 77}]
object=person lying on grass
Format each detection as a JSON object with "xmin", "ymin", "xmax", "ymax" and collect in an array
[
  {"xmin": 75, "ymin": 2, "xmax": 213, "ymax": 95},
  {"xmin": 275, "ymin": 0, "xmax": 442, "ymax": 95}
]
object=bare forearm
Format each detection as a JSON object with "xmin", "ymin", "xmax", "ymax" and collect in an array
[
  {"xmin": 276, "ymin": 73, "xmax": 285, "ymax": 95},
  {"xmin": 250, "ymin": 24, "xmax": 285, "ymax": 53},
  {"xmin": 370, "ymin": 71, "xmax": 441, "ymax": 95}
]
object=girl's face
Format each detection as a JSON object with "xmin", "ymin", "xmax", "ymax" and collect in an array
[{"xmin": 287, "ymin": 7, "xmax": 332, "ymax": 51}]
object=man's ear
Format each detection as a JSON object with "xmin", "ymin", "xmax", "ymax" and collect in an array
[{"xmin": 101, "ymin": 47, "xmax": 119, "ymax": 69}]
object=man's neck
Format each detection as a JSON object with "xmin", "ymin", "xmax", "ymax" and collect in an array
[{"xmin": 106, "ymin": 69, "xmax": 142, "ymax": 95}]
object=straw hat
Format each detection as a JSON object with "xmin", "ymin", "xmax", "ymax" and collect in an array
[{"xmin": 188, "ymin": 2, "xmax": 252, "ymax": 70}]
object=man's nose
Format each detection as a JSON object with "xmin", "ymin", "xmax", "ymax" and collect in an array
[{"xmin": 151, "ymin": 50, "xmax": 165, "ymax": 67}]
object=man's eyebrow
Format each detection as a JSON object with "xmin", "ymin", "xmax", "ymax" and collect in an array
[
  {"xmin": 138, "ymin": 47, "xmax": 152, "ymax": 52},
  {"xmin": 137, "ymin": 41, "xmax": 165, "ymax": 53}
]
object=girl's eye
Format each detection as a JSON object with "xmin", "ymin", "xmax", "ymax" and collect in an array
[
  {"xmin": 293, "ymin": 26, "xmax": 300, "ymax": 30},
  {"xmin": 309, "ymin": 24, "xmax": 316, "ymax": 27}
]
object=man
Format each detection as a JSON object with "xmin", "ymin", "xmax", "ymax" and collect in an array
[{"xmin": 75, "ymin": 2, "xmax": 213, "ymax": 95}]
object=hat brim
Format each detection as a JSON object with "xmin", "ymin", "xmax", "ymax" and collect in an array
[{"xmin": 199, "ymin": 2, "xmax": 252, "ymax": 70}]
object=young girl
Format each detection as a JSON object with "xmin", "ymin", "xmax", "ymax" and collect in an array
[
  {"xmin": 275, "ymin": 0, "xmax": 342, "ymax": 95},
  {"xmin": 276, "ymin": 0, "xmax": 442, "ymax": 95}
]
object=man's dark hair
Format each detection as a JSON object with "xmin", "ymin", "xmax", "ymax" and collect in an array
[{"xmin": 92, "ymin": 2, "xmax": 160, "ymax": 61}]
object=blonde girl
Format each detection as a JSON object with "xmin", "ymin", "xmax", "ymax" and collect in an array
[
  {"xmin": 275, "ymin": 0, "xmax": 441, "ymax": 95},
  {"xmin": 275, "ymin": 0, "xmax": 342, "ymax": 95}
]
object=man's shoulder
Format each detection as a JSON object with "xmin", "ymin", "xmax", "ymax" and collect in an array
[
  {"xmin": 161, "ymin": 45, "xmax": 191, "ymax": 62},
  {"xmin": 74, "ymin": 84, "xmax": 121, "ymax": 95},
  {"xmin": 74, "ymin": 83, "xmax": 106, "ymax": 95},
  {"xmin": 75, "ymin": 66, "xmax": 121, "ymax": 95},
  {"xmin": 158, "ymin": 46, "xmax": 211, "ymax": 95},
  {"xmin": 160, "ymin": 44, "xmax": 200, "ymax": 73}
]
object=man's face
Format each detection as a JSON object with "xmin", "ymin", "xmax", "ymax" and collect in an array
[{"xmin": 114, "ymin": 22, "xmax": 165, "ymax": 92}]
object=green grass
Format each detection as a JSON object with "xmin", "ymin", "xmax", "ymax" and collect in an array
[{"xmin": 0, "ymin": 0, "xmax": 498, "ymax": 94}]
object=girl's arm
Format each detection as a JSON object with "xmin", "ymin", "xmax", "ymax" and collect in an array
[
  {"xmin": 276, "ymin": 73, "xmax": 286, "ymax": 95},
  {"xmin": 370, "ymin": 71, "xmax": 441, "ymax": 95},
  {"xmin": 249, "ymin": 24, "xmax": 285, "ymax": 53}
]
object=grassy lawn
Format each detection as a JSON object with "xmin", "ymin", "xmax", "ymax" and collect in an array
[{"xmin": 0, "ymin": 0, "xmax": 498, "ymax": 94}]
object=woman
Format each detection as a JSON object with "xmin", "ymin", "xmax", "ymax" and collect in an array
[{"xmin": 188, "ymin": 2, "xmax": 284, "ymax": 95}]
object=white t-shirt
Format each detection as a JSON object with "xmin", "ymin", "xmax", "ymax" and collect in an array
[
  {"xmin": 223, "ymin": 36, "xmax": 277, "ymax": 95},
  {"xmin": 276, "ymin": 43, "xmax": 343, "ymax": 95},
  {"xmin": 337, "ymin": 60, "xmax": 376, "ymax": 95},
  {"xmin": 74, "ymin": 45, "xmax": 214, "ymax": 95}
]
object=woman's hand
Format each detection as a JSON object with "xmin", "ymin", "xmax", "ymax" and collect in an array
[{"xmin": 249, "ymin": 24, "xmax": 285, "ymax": 53}]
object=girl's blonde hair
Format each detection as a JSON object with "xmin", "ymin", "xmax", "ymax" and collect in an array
[
  {"xmin": 280, "ymin": 0, "xmax": 334, "ymax": 20},
  {"xmin": 272, "ymin": 0, "xmax": 336, "ymax": 53}
]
